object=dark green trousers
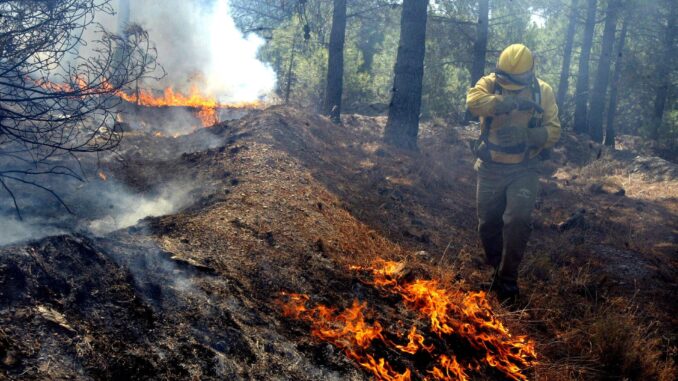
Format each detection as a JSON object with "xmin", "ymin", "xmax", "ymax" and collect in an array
[{"xmin": 476, "ymin": 161, "xmax": 539, "ymax": 286}]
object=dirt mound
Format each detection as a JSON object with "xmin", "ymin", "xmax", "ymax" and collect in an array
[
  {"xmin": 0, "ymin": 232, "xmax": 371, "ymax": 380},
  {"xmin": 629, "ymin": 155, "xmax": 678, "ymax": 181}
]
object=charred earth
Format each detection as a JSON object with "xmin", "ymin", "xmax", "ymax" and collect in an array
[{"xmin": 1, "ymin": 107, "xmax": 676, "ymax": 380}]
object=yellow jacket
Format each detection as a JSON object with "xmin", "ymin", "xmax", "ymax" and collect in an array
[{"xmin": 467, "ymin": 73, "xmax": 561, "ymax": 163}]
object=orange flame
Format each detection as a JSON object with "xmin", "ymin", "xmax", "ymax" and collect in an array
[
  {"xmin": 114, "ymin": 85, "xmax": 262, "ymax": 127},
  {"xmin": 360, "ymin": 260, "xmax": 537, "ymax": 381},
  {"xmin": 33, "ymin": 77, "xmax": 261, "ymax": 128},
  {"xmin": 32, "ymin": 76, "xmax": 89, "ymax": 93},
  {"xmin": 430, "ymin": 355, "xmax": 469, "ymax": 381},
  {"xmin": 98, "ymin": 170, "xmax": 108, "ymax": 181},
  {"xmin": 361, "ymin": 356, "xmax": 412, "ymax": 381},
  {"xmin": 394, "ymin": 326, "xmax": 434, "ymax": 355},
  {"xmin": 280, "ymin": 259, "xmax": 537, "ymax": 381},
  {"xmin": 280, "ymin": 294, "xmax": 413, "ymax": 380}
]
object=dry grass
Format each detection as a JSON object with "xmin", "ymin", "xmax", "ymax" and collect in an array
[{"xmin": 587, "ymin": 303, "xmax": 676, "ymax": 381}]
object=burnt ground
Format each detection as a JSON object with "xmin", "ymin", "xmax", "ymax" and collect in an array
[{"xmin": 1, "ymin": 106, "xmax": 676, "ymax": 380}]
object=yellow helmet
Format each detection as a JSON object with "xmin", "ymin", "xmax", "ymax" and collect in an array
[{"xmin": 496, "ymin": 44, "xmax": 534, "ymax": 90}]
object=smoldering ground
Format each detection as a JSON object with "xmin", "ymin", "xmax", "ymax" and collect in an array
[{"xmin": 0, "ymin": 176, "xmax": 197, "ymax": 246}]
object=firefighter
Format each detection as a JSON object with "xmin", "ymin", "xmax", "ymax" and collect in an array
[{"xmin": 466, "ymin": 44, "xmax": 561, "ymax": 301}]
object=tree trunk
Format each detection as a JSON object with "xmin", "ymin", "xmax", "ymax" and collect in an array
[
  {"xmin": 357, "ymin": 15, "xmax": 384, "ymax": 74},
  {"xmin": 605, "ymin": 14, "xmax": 628, "ymax": 147},
  {"xmin": 117, "ymin": 0, "xmax": 130, "ymax": 36},
  {"xmin": 465, "ymin": 0, "xmax": 489, "ymax": 123},
  {"xmin": 284, "ymin": 34, "xmax": 298, "ymax": 105},
  {"xmin": 323, "ymin": 0, "xmax": 347, "ymax": 124},
  {"xmin": 573, "ymin": 0, "xmax": 597, "ymax": 134},
  {"xmin": 650, "ymin": 0, "xmax": 677, "ymax": 140},
  {"xmin": 470, "ymin": 0, "xmax": 489, "ymax": 86},
  {"xmin": 588, "ymin": 0, "xmax": 619, "ymax": 143},
  {"xmin": 384, "ymin": 0, "xmax": 429, "ymax": 150},
  {"xmin": 556, "ymin": 0, "xmax": 578, "ymax": 111}
]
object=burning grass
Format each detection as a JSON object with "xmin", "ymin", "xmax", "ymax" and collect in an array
[
  {"xmin": 280, "ymin": 259, "xmax": 537, "ymax": 380},
  {"xmin": 34, "ymin": 76, "xmax": 264, "ymax": 128},
  {"xmin": 114, "ymin": 86, "xmax": 264, "ymax": 127}
]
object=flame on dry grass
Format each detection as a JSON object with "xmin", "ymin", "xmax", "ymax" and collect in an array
[
  {"xmin": 280, "ymin": 259, "xmax": 536, "ymax": 381},
  {"xmin": 114, "ymin": 85, "xmax": 262, "ymax": 127},
  {"xmin": 281, "ymin": 293, "xmax": 431, "ymax": 381},
  {"xmin": 366, "ymin": 259, "xmax": 537, "ymax": 380},
  {"xmin": 430, "ymin": 355, "xmax": 470, "ymax": 381},
  {"xmin": 33, "ymin": 77, "xmax": 261, "ymax": 128}
]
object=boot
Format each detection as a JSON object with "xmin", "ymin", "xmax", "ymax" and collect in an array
[
  {"xmin": 479, "ymin": 231, "xmax": 502, "ymax": 269},
  {"xmin": 492, "ymin": 277, "xmax": 520, "ymax": 305}
]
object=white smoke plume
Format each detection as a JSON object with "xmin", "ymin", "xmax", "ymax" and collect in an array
[
  {"xmin": 87, "ymin": 181, "xmax": 195, "ymax": 235},
  {"xmin": 103, "ymin": 0, "xmax": 276, "ymax": 103},
  {"xmin": 0, "ymin": 179, "xmax": 196, "ymax": 246},
  {"xmin": 0, "ymin": 218, "xmax": 64, "ymax": 247}
]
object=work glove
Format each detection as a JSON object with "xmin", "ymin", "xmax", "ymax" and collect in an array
[
  {"xmin": 494, "ymin": 95, "xmax": 544, "ymax": 115},
  {"xmin": 495, "ymin": 125, "xmax": 527, "ymax": 147},
  {"xmin": 527, "ymin": 127, "xmax": 548, "ymax": 148},
  {"xmin": 494, "ymin": 95, "xmax": 518, "ymax": 115},
  {"xmin": 515, "ymin": 98, "xmax": 544, "ymax": 113}
]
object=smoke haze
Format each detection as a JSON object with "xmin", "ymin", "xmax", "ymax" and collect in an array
[
  {"xmin": 100, "ymin": 0, "xmax": 276, "ymax": 102},
  {"xmin": 0, "ymin": 179, "xmax": 196, "ymax": 246}
]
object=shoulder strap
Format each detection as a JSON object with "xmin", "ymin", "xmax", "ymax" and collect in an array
[
  {"xmin": 532, "ymin": 78, "xmax": 541, "ymax": 107},
  {"xmin": 529, "ymin": 78, "xmax": 543, "ymax": 129}
]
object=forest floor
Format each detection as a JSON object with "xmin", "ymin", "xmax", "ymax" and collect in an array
[{"xmin": 1, "ymin": 106, "xmax": 676, "ymax": 380}]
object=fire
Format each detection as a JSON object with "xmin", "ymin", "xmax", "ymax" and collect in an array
[
  {"xmin": 365, "ymin": 260, "xmax": 537, "ymax": 380},
  {"xmin": 430, "ymin": 355, "xmax": 469, "ymax": 381},
  {"xmin": 114, "ymin": 85, "xmax": 262, "ymax": 127},
  {"xmin": 280, "ymin": 294, "xmax": 413, "ymax": 381},
  {"xmin": 394, "ymin": 326, "xmax": 433, "ymax": 355},
  {"xmin": 32, "ymin": 76, "xmax": 262, "ymax": 128},
  {"xmin": 98, "ymin": 170, "xmax": 108, "ymax": 181},
  {"xmin": 32, "ymin": 76, "xmax": 89, "ymax": 93},
  {"xmin": 280, "ymin": 259, "xmax": 537, "ymax": 381}
]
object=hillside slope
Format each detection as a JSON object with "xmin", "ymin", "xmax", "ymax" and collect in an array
[{"xmin": 1, "ymin": 106, "xmax": 675, "ymax": 380}]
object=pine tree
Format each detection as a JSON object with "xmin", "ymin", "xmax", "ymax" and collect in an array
[
  {"xmin": 650, "ymin": 0, "xmax": 677, "ymax": 140},
  {"xmin": 588, "ymin": 0, "xmax": 620, "ymax": 142},
  {"xmin": 605, "ymin": 14, "xmax": 629, "ymax": 147},
  {"xmin": 324, "ymin": 0, "xmax": 348, "ymax": 124},
  {"xmin": 573, "ymin": 0, "xmax": 597, "ymax": 134},
  {"xmin": 557, "ymin": 0, "xmax": 578, "ymax": 111},
  {"xmin": 384, "ymin": 0, "xmax": 430, "ymax": 150}
]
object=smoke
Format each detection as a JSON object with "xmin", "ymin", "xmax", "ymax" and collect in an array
[
  {"xmin": 86, "ymin": 181, "xmax": 195, "ymax": 235},
  {"xmin": 0, "ymin": 178, "xmax": 196, "ymax": 246},
  {"xmin": 109, "ymin": 0, "xmax": 276, "ymax": 103},
  {"xmin": 1, "ymin": 0, "xmax": 268, "ymax": 245},
  {"xmin": 0, "ymin": 218, "xmax": 64, "ymax": 247}
]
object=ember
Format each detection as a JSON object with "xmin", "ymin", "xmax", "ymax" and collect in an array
[{"xmin": 280, "ymin": 259, "xmax": 537, "ymax": 380}]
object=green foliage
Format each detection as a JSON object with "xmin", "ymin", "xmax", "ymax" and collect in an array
[
  {"xmin": 342, "ymin": 12, "xmax": 400, "ymax": 111},
  {"xmin": 658, "ymin": 108, "xmax": 678, "ymax": 149},
  {"xmin": 258, "ymin": 16, "xmax": 328, "ymax": 110},
  {"xmin": 239, "ymin": 0, "xmax": 677, "ymax": 149}
]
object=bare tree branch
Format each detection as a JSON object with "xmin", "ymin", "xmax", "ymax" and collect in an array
[{"xmin": 0, "ymin": 0, "xmax": 161, "ymax": 215}]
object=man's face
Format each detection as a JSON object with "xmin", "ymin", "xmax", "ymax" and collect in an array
[{"xmin": 496, "ymin": 69, "xmax": 534, "ymax": 91}]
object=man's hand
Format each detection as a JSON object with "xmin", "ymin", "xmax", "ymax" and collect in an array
[
  {"xmin": 494, "ymin": 95, "xmax": 518, "ymax": 115},
  {"xmin": 495, "ymin": 125, "xmax": 527, "ymax": 147},
  {"xmin": 515, "ymin": 98, "xmax": 544, "ymax": 113},
  {"xmin": 494, "ymin": 95, "xmax": 544, "ymax": 115},
  {"xmin": 527, "ymin": 127, "xmax": 548, "ymax": 147}
]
